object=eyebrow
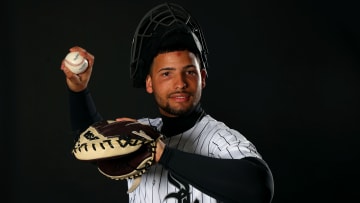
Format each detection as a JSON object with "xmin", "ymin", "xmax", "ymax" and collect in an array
[{"xmin": 158, "ymin": 64, "xmax": 196, "ymax": 73}]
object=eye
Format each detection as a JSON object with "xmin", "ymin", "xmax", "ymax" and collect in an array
[
  {"xmin": 161, "ymin": 71, "xmax": 170, "ymax": 77},
  {"xmin": 186, "ymin": 70, "xmax": 197, "ymax": 76}
]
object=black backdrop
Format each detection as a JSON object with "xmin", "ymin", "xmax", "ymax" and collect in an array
[{"xmin": 2, "ymin": 0, "xmax": 359, "ymax": 202}]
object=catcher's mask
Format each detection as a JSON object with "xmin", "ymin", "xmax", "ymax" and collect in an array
[{"xmin": 130, "ymin": 2, "xmax": 209, "ymax": 88}]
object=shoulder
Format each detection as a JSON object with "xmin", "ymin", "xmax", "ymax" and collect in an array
[
  {"xmin": 198, "ymin": 115, "xmax": 245, "ymax": 139},
  {"xmin": 199, "ymin": 115, "xmax": 262, "ymax": 159}
]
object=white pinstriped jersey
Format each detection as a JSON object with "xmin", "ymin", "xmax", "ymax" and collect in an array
[{"xmin": 128, "ymin": 114, "xmax": 262, "ymax": 203}]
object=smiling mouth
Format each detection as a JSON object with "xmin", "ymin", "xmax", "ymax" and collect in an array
[{"xmin": 170, "ymin": 93, "xmax": 190, "ymax": 101}]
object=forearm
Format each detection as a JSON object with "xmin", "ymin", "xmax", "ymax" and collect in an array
[
  {"xmin": 68, "ymin": 88, "xmax": 103, "ymax": 135},
  {"xmin": 159, "ymin": 147, "xmax": 274, "ymax": 203}
]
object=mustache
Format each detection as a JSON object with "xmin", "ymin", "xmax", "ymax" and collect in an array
[{"xmin": 169, "ymin": 91, "xmax": 191, "ymax": 96}]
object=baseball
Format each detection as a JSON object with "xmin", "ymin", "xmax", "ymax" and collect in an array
[{"xmin": 64, "ymin": 51, "xmax": 88, "ymax": 74}]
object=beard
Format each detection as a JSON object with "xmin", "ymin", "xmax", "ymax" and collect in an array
[
  {"xmin": 153, "ymin": 89, "xmax": 202, "ymax": 117},
  {"xmin": 160, "ymin": 103, "xmax": 191, "ymax": 116},
  {"xmin": 156, "ymin": 95, "xmax": 200, "ymax": 117}
]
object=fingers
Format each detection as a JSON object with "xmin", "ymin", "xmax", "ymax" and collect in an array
[
  {"xmin": 69, "ymin": 46, "xmax": 95, "ymax": 69},
  {"xmin": 115, "ymin": 117, "xmax": 137, "ymax": 122},
  {"xmin": 60, "ymin": 45, "xmax": 94, "ymax": 92},
  {"xmin": 61, "ymin": 46, "xmax": 94, "ymax": 74},
  {"xmin": 60, "ymin": 60, "xmax": 75, "ymax": 78}
]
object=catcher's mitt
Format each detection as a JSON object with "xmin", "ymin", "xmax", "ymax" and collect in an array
[{"xmin": 72, "ymin": 120, "xmax": 163, "ymax": 193}]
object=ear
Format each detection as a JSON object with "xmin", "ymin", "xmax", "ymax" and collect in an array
[
  {"xmin": 145, "ymin": 75, "xmax": 153, "ymax": 93},
  {"xmin": 200, "ymin": 69, "xmax": 207, "ymax": 88}
]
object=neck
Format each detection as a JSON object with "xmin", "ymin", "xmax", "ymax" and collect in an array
[{"xmin": 160, "ymin": 104, "xmax": 206, "ymax": 137}]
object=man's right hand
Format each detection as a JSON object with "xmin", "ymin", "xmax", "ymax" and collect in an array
[{"xmin": 61, "ymin": 46, "xmax": 95, "ymax": 92}]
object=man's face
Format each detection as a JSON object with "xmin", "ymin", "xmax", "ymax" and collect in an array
[{"xmin": 145, "ymin": 50, "xmax": 207, "ymax": 117}]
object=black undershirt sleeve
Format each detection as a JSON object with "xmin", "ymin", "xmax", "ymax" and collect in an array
[
  {"xmin": 68, "ymin": 88, "xmax": 103, "ymax": 137},
  {"xmin": 159, "ymin": 146, "xmax": 274, "ymax": 203}
]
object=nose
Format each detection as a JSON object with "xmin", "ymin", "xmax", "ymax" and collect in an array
[{"xmin": 175, "ymin": 74, "xmax": 187, "ymax": 89}]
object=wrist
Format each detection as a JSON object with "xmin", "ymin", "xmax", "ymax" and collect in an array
[{"xmin": 155, "ymin": 140, "xmax": 165, "ymax": 163}]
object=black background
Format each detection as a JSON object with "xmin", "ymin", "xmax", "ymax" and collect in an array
[{"xmin": 2, "ymin": 0, "xmax": 359, "ymax": 202}]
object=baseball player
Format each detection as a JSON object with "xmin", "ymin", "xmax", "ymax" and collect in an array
[{"xmin": 61, "ymin": 2, "xmax": 274, "ymax": 203}]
